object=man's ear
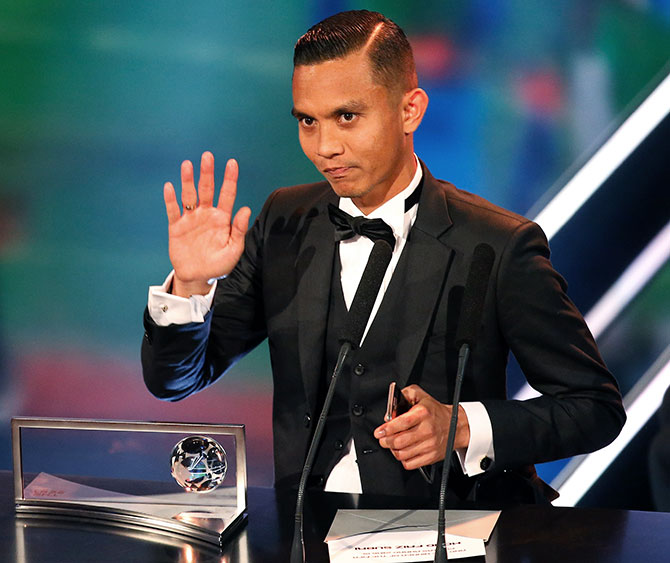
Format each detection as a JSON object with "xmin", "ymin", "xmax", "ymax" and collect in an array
[{"xmin": 402, "ymin": 88, "xmax": 429, "ymax": 134}]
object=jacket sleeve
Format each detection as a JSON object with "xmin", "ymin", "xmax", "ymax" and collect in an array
[{"xmin": 481, "ymin": 220, "xmax": 626, "ymax": 469}]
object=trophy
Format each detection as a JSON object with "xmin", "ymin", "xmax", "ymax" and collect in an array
[
  {"xmin": 12, "ymin": 418, "xmax": 247, "ymax": 549},
  {"xmin": 170, "ymin": 435, "xmax": 228, "ymax": 493}
]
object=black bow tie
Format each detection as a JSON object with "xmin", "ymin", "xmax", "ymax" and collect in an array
[{"xmin": 327, "ymin": 203, "xmax": 396, "ymax": 248}]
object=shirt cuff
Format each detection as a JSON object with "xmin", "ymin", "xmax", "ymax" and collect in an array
[
  {"xmin": 147, "ymin": 271, "xmax": 217, "ymax": 326},
  {"xmin": 456, "ymin": 401, "xmax": 494, "ymax": 476}
]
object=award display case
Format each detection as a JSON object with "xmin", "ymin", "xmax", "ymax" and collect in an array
[{"xmin": 11, "ymin": 417, "xmax": 247, "ymax": 549}]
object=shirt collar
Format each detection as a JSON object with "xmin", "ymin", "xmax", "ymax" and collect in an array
[{"xmin": 338, "ymin": 155, "xmax": 423, "ymax": 242}]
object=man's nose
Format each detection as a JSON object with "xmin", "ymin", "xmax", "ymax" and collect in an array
[{"xmin": 316, "ymin": 124, "xmax": 344, "ymax": 158}]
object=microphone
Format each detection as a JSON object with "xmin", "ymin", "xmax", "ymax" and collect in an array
[
  {"xmin": 434, "ymin": 243, "xmax": 495, "ymax": 563},
  {"xmin": 290, "ymin": 239, "xmax": 394, "ymax": 563},
  {"xmin": 455, "ymin": 243, "xmax": 496, "ymax": 348}
]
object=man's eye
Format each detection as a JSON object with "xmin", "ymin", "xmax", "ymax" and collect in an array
[
  {"xmin": 340, "ymin": 113, "xmax": 356, "ymax": 122},
  {"xmin": 300, "ymin": 117, "xmax": 315, "ymax": 127}
]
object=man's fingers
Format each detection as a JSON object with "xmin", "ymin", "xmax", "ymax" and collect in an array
[
  {"xmin": 375, "ymin": 386, "xmax": 455, "ymax": 471},
  {"xmin": 380, "ymin": 429, "xmax": 415, "ymax": 451},
  {"xmin": 374, "ymin": 412, "xmax": 414, "ymax": 441},
  {"xmin": 180, "ymin": 160, "xmax": 198, "ymax": 209},
  {"xmin": 400, "ymin": 452, "xmax": 437, "ymax": 471},
  {"xmin": 380, "ymin": 420, "xmax": 437, "ymax": 452},
  {"xmin": 389, "ymin": 435, "xmax": 442, "ymax": 468},
  {"xmin": 393, "ymin": 445, "xmax": 424, "ymax": 462},
  {"xmin": 401, "ymin": 384, "xmax": 428, "ymax": 405},
  {"xmin": 375, "ymin": 400, "xmax": 429, "ymax": 440},
  {"xmin": 164, "ymin": 182, "xmax": 181, "ymax": 224},
  {"xmin": 230, "ymin": 206, "xmax": 251, "ymax": 248},
  {"xmin": 217, "ymin": 159, "xmax": 239, "ymax": 218},
  {"xmin": 376, "ymin": 414, "xmax": 424, "ymax": 450},
  {"xmin": 198, "ymin": 151, "xmax": 216, "ymax": 207}
]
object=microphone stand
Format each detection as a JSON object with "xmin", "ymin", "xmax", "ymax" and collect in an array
[
  {"xmin": 289, "ymin": 341, "xmax": 353, "ymax": 563},
  {"xmin": 434, "ymin": 243, "xmax": 495, "ymax": 561},
  {"xmin": 434, "ymin": 342, "xmax": 469, "ymax": 563}
]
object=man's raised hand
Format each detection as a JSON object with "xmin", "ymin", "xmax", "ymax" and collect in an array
[{"xmin": 163, "ymin": 151, "xmax": 251, "ymax": 297}]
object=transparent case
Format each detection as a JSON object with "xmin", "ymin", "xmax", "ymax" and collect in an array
[{"xmin": 12, "ymin": 417, "xmax": 247, "ymax": 548}]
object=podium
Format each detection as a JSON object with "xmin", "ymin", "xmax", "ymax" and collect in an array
[{"xmin": 3, "ymin": 470, "xmax": 670, "ymax": 562}]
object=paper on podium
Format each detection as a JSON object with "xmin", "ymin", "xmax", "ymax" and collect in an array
[{"xmin": 325, "ymin": 508, "xmax": 500, "ymax": 562}]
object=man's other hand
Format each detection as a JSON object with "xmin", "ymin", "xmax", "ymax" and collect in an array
[
  {"xmin": 373, "ymin": 384, "xmax": 470, "ymax": 470},
  {"xmin": 164, "ymin": 151, "xmax": 251, "ymax": 297}
]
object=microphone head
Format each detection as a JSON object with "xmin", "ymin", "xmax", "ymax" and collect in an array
[
  {"xmin": 455, "ymin": 243, "xmax": 495, "ymax": 348},
  {"xmin": 340, "ymin": 239, "xmax": 393, "ymax": 347}
]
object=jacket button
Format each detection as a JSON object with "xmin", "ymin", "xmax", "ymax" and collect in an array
[
  {"xmin": 353, "ymin": 364, "xmax": 365, "ymax": 376},
  {"xmin": 334, "ymin": 440, "xmax": 344, "ymax": 450},
  {"xmin": 303, "ymin": 413, "xmax": 311, "ymax": 428},
  {"xmin": 352, "ymin": 404, "xmax": 364, "ymax": 417},
  {"xmin": 480, "ymin": 456, "xmax": 492, "ymax": 471},
  {"xmin": 362, "ymin": 448, "xmax": 374, "ymax": 455}
]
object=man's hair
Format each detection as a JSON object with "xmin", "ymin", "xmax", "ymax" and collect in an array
[{"xmin": 293, "ymin": 10, "xmax": 417, "ymax": 97}]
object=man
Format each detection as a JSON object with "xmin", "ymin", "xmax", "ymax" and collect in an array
[{"xmin": 142, "ymin": 10, "xmax": 625, "ymax": 503}]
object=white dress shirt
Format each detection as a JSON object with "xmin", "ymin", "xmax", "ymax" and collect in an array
[{"xmin": 147, "ymin": 157, "xmax": 494, "ymax": 493}]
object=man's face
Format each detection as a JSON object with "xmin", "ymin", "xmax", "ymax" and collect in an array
[{"xmin": 292, "ymin": 49, "xmax": 412, "ymax": 209}]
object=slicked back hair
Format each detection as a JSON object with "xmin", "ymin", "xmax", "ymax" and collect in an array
[{"xmin": 293, "ymin": 10, "xmax": 417, "ymax": 98}]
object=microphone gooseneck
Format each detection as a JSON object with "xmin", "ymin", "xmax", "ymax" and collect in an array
[
  {"xmin": 434, "ymin": 243, "xmax": 495, "ymax": 563},
  {"xmin": 290, "ymin": 239, "xmax": 394, "ymax": 563}
]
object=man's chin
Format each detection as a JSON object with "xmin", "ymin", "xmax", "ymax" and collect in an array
[{"xmin": 325, "ymin": 179, "xmax": 368, "ymax": 199}]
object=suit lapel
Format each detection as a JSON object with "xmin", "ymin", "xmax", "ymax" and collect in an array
[
  {"xmin": 295, "ymin": 189, "xmax": 338, "ymax": 413},
  {"xmin": 393, "ymin": 166, "xmax": 455, "ymax": 388}
]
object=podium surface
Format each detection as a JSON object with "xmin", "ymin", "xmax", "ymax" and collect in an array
[{"xmin": 2, "ymin": 471, "xmax": 669, "ymax": 562}]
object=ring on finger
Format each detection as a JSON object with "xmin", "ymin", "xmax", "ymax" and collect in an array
[{"xmin": 184, "ymin": 204, "xmax": 196, "ymax": 211}]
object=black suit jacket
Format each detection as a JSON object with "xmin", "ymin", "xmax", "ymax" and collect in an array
[{"xmin": 142, "ymin": 164, "xmax": 625, "ymax": 501}]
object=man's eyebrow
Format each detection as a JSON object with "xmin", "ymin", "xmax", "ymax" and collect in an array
[
  {"xmin": 290, "ymin": 100, "xmax": 369, "ymax": 120},
  {"xmin": 291, "ymin": 107, "xmax": 310, "ymax": 119},
  {"xmin": 329, "ymin": 100, "xmax": 368, "ymax": 116}
]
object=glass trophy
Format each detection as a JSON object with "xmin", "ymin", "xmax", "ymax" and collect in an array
[{"xmin": 11, "ymin": 417, "xmax": 247, "ymax": 549}]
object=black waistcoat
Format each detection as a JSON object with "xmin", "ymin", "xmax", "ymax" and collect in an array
[
  {"xmin": 312, "ymin": 248, "xmax": 401, "ymax": 490},
  {"xmin": 311, "ymin": 244, "xmax": 475, "ymax": 500},
  {"xmin": 314, "ymin": 242, "xmax": 441, "ymax": 494}
]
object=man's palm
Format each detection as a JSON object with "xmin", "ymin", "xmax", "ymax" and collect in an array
[{"xmin": 163, "ymin": 152, "xmax": 250, "ymax": 296}]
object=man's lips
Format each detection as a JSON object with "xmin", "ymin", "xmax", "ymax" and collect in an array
[{"xmin": 323, "ymin": 166, "xmax": 354, "ymax": 178}]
